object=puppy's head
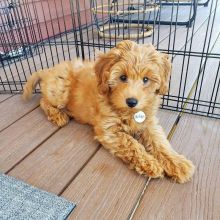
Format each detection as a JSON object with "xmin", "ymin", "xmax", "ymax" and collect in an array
[{"xmin": 95, "ymin": 40, "xmax": 172, "ymax": 114}]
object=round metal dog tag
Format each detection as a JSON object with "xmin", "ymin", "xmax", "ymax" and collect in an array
[{"xmin": 134, "ymin": 111, "xmax": 146, "ymax": 123}]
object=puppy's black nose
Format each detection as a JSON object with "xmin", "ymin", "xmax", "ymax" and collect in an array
[{"xmin": 126, "ymin": 98, "xmax": 138, "ymax": 108}]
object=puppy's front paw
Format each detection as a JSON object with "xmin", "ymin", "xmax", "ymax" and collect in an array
[
  {"xmin": 164, "ymin": 155, "xmax": 195, "ymax": 183},
  {"xmin": 138, "ymin": 159, "xmax": 164, "ymax": 179}
]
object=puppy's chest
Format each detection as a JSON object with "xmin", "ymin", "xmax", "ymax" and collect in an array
[{"xmin": 121, "ymin": 118, "xmax": 146, "ymax": 140}]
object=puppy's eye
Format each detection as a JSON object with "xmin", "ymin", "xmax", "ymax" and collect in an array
[
  {"xmin": 143, "ymin": 77, "xmax": 149, "ymax": 84},
  {"xmin": 120, "ymin": 75, "xmax": 127, "ymax": 82}
]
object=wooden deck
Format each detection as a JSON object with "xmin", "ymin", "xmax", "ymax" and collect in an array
[{"xmin": 0, "ymin": 94, "xmax": 219, "ymax": 220}]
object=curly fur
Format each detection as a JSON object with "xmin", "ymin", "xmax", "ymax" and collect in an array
[{"xmin": 23, "ymin": 40, "xmax": 195, "ymax": 183}]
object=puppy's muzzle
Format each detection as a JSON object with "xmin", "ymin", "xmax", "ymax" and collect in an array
[{"xmin": 126, "ymin": 98, "xmax": 138, "ymax": 108}]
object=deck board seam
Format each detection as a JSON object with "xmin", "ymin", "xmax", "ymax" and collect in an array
[
  {"xmin": 0, "ymin": 94, "xmax": 15, "ymax": 104},
  {"xmin": 0, "ymin": 105, "xmax": 40, "ymax": 133},
  {"xmin": 5, "ymin": 126, "xmax": 61, "ymax": 174},
  {"xmin": 58, "ymin": 145, "xmax": 101, "ymax": 196}
]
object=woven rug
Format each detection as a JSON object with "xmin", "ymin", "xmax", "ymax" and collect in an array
[{"xmin": 0, "ymin": 173, "xmax": 75, "ymax": 220}]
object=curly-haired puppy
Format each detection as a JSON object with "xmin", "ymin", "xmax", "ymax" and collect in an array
[{"xmin": 23, "ymin": 40, "xmax": 195, "ymax": 183}]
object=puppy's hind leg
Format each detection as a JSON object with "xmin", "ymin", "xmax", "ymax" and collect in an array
[{"xmin": 40, "ymin": 98, "xmax": 69, "ymax": 127}]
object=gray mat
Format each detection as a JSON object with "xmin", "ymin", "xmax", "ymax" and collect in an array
[{"xmin": 0, "ymin": 173, "xmax": 75, "ymax": 220}]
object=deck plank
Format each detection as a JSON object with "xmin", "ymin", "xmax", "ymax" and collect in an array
[
  {"xmin": 0, "ymin": 94, "xmax": 12, "ymax": 103},
  {"xmin": 8, "ymin": 121, "xmax": 99, "ymax": 195},
  {"xmin": 61, "ymin": 110, "xmax": 177, "ymax": 220},
  {"xmin": 0, "ymin": 107, "xmax": 58, "ymax": 173},
  {"xmin": 132, "ymin": 114, "xmax": 220, "ymax": 220},
  {"xmin": 0, "ymin": 95, "xmax": 40, "ymax": 131},
  {"xmin": 62, "ymin": 148, "xmax": 146, "ymax": 220}
]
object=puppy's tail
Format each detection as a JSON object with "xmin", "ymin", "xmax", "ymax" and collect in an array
[{"xmin": 22, "ymin": 70, "xmax": 44, "ymax": 101}]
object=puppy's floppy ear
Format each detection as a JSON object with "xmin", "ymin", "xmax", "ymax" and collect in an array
[
  {"xmin": 94, "ymin": 49, "xmax": 120, "ymax": 95},
  {"xmin": 158, "ymin": 53, "xmax": 172, "ymax": 95},
  {"xmin": 94, "ymin": 40, "xmax": 136, "ymax": 95}
]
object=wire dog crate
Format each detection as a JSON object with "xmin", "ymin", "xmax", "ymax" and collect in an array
[{"xmin": 0, "ymin": 0, "xmax": 219, "ymax": 119}]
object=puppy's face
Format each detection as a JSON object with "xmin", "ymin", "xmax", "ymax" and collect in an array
[{"xmin": 95, "ymin": 40, "xmax": 172, "ymax": 114}]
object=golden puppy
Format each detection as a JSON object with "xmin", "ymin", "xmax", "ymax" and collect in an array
[{"xmin": 23, "ymin": 40, "xmax": 195, "ymax": 183}]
